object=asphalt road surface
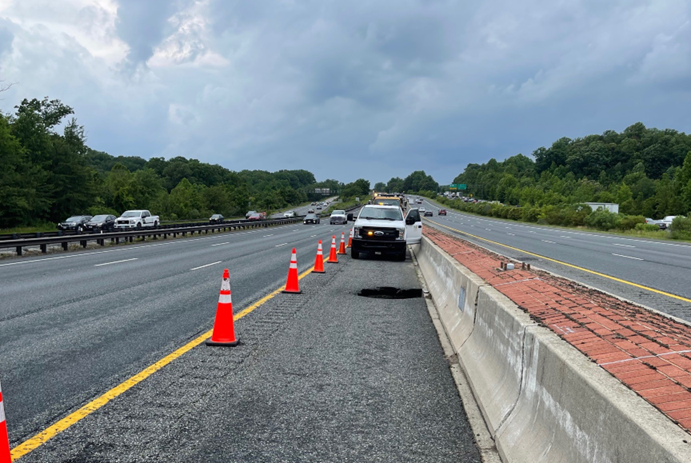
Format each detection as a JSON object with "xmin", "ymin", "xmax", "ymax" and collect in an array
[
  {"xmin": 0, "ymin": 219, "xmax": 353, "ymax": 444},
  {"xmin": 414, "ymin": 196, "xmax": 691, "ymax": 323},
  {"xmin": 15, "ymin": 250, "xmax": 481, "ymax": 462}
]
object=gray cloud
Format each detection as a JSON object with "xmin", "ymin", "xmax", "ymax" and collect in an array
[{"xmin": 0, "ymin": 0, "xmax": 690, "ymax": 185}]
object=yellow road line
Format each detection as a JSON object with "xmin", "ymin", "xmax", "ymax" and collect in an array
[
  {"xmin": 10, "ymin": 262, "xmax": 325, "ymax": 461},
  {"xmin": 426, "ymin": 219, "xmax": 691, "ymax": 304}
]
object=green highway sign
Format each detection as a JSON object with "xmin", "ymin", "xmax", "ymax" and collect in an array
[{"xmin": 449, "ymin": 184, "xmax": 467, "ymax": 190}]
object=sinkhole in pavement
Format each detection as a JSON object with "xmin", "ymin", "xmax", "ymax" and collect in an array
[{"xmin": 357, "ymin": 287, "xmax": 423, "ymax": 299}]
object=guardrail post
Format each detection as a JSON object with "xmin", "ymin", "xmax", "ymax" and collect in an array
[
  {"xmin": 97, "ymin": 239, "xmax": 104, "ymax": 246},
  {"xmin": 40, "ymin": 244, "xmax": 47, "ymax": 253},
  {"xmin": 16, "ymin": 246, "xmax": 22, "ymax": 256},
  {"xmin": 81, "ymin": 240, "xmax": 87, "ymax": 248},
  {"xmin": 129, "ymin": 237, "xmax": 133, "ymax": 243},
  {"xmin": 62, "ymin": 242, "xmax": 68, "ymax": 251}
]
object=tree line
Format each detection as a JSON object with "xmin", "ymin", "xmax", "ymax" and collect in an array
[
  {"xmin": 0, "ymin": 97, "xmax": 370, "ymax": 228},
  {"xmin": 452, "ymin": 123, "xmax": 691, "ymax": 219}
]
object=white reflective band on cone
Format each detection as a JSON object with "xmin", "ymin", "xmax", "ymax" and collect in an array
[
  {"xmin": 290, "ymin": 262, "xmax": 298, "ymax": 269},
  {"xmin": 219, "ymin": 293, "xmax": 232, "ymax": 304},
  {"xmin": 221, "ymin": 279, "xmax": 231, "ymax": 292}
]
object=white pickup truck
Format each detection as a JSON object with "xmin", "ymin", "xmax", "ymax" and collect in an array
[
  {"xmin": 115, "ymin": 210, "xmax": 160, "ymax": 229},
  {"xmin": 351, "ymin": 204, "xmax": 422, "ymax": 261}
]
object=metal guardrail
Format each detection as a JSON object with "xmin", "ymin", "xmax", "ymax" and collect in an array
[
  {"xmin": 0, "ymin": 217, "xmax": 304, "ymax": 256},
  {"xmin": 0, "ymin": 217, "xmax": 290, "ymax": 241}
]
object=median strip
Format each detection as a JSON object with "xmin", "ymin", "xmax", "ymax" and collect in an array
[{"xmin": 424, "ymin": 227, "xmax": 691, "ymax": 434}]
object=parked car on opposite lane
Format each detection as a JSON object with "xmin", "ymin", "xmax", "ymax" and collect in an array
[
  {"xmin": 85, "ymin": 214, "xmax": 117, "ymax": 232},
  {"xmin": 330, "ymin": 210, "xmax": 347, "ymax": 225},
  {"xmin": 645, "ymin": 218, "xmax": 666, "ymax": 229},
  {"xmin": 209, "ymin": 214, "xmax": 224, "ymax": 224},
  {"xmin": 116, "ymin": 210, "xmax": 159, "ymax": 229},
  {"xmin": 304, "ymin": 213, "xmax": 321, "ymax": 224},
  {"xmin": 57, "ymin": 215, "xmax": 92, "ymax": 233}
]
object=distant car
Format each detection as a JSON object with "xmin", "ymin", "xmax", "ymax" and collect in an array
[
  {"xmin": 209, "ymin": 214, "xmax": 224, "ymax": 224},
  {"xmin": 311, "ymin": 202, "xmax": 316, "ymax": 206},
  {"xmin": 283, "ymin": 210, "xmax": 296, "ymax": 218},
  {"xmin": 85, "ymin": 214, "xmax": 116, "ymax": 232},
  {"xmin": 57, "ymin": 215, "xmax": 92, "ymax": 233},
  {"xmin": 424, "ymin": 211, "xmax": 433, "ymax": 217},
  {"xmin": 330, "ymin": 210, "xmax": 347, "ymax": 225},
  {"xmin": 661, "ymin": 216, "xmax": 680, "ymax": 228},
  {"xmin": 245, "ymin": 210, "xmax": 257, "ymax": 219},
  {"xmin": 247, "ymin": 213, "xmax": 264, "ymax": 221},
  {"xmin": 316, "ymin": 206, "xmax": 322, "ymax": 210},
  {"xmin": 116, "ymin": 210, "xmax": 159, "ymax": 229},
  {"xmin": 304, "ymin": 213, "xmax": 320, "ymax": 224},
  {"xmin": 645, "ymin": 218, "xmax": 666, "ymax": 229},
  {"xmin": 419, "ymin": 207, "xmax": 426, "ymax": 213},
  {"xmin": 308, "ymin": 209, "xmax": 315, "ymax": 214},
  {"xmin": 438, "ymin": 209, "xmax": 447, "ymax": 216}
]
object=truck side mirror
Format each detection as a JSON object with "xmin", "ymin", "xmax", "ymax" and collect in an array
[{"xmin": 347, "ymin": 213, "xmax": 354, "ymax": 221}]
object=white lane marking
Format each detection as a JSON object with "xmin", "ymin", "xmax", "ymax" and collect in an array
[
  {"xmin": 614, "ymin": 243, "xmax": 635, "ymax": 248},
  {"xmin": 190, "ymin": 261, "xmax": 222, "ymax": 271},
  {"xmin": 310, "ymin": 235, "xmax": 317, "ymax": 238},
  {"xmin": 542, "ymin": 240, "xmax": 556, "ymax": 244},
  {"xmin": 211, "ymin": 242, "xmax": 230, "ymax": 247},
  {"xmin": 529, "ymin": 231, "xmax": 536, "ymax": 234},
  {"xmin": 94, "ymin": 258, "xmax": 138, "ymax": 267},
  {"xmin": 612, "ymin": 253, "xmax": 643, "ymax": 261},
  {"xmin": 507, "ymin": 233, "xmax": 515, "ymax": 236},
  {"xmin": 560, "ymin": 236, "xmax": 570, "ymax": 238},
  {"xmin": 485, "ymin": 228, "xmax": 492, "ymax": 231},
  {"xmin": 263, "ymin": 234, "xmax": 274, "ymax": 237},
  {"xmin": 275, "ymin": 243, "xmax": 289, "ymax": 247}
]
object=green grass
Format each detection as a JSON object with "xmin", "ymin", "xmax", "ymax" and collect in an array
[{"xmin": 0, "ymin": 223, "xmax": 59, "ymax": 234}]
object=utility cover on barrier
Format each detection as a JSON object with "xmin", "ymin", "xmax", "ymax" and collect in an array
[{"xmin": 458, "ymin": 287, "xmax": 466, "ymax": 313}]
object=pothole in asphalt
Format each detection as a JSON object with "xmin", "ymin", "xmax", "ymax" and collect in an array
[
  {"xmin": 516, "ymin": 256, "xmax": 538, "ymax": 261},
  {"xmin": 358, "ymin": 287, "xmax": 423, "ymax": 299}
]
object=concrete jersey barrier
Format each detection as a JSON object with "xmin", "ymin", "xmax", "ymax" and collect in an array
[{"xmin": 414, "ymin": 236, "xmax": 691, "ymax": 463}]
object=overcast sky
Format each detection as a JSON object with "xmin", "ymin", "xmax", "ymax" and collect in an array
[{"xmin": 0, "ymin": 0, "xmax": 690, "ymax": 184}]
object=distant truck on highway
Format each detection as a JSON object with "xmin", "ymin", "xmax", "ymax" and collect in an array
[{"xmin": 115, "ymin": 210, "xmax": 159, "ymax": 229}]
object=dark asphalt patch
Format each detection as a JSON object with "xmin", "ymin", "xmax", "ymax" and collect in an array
[{"xmin": 358, "ymin": 287, "xmax": 423, "ymax": 299}]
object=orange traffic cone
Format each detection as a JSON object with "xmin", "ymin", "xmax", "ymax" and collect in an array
[
  {"xmin": 338, "ymin": 232, "xmax": 346, "ymax": 254},
  {"xmin": 327, "ymin": 235, "xmax": 338, "ymax": 263},
  {"xmin": 206, "ymin": 269, "xmax": 239, "ymax": 346},
  {"xmin": 1, "ymin": 379, "xmax": 11, "ymax": 463},
  {"xmin": 283, "ymin": 248, "xmax": 302, "ymax": 293},
  {"xmin": 347, "ymin": 228, "xmax": 353, "ymax": 248},
  {"xmin": 313, "ymin": 240, "xmax": 325, "ymax": 273}
]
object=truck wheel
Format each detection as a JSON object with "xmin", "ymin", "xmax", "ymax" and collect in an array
[
  {"xmin": 154, "ymin": 221, "xmax": 158, "ymax": 227},
  {"xmin": 136, "ymin": 223, "xmax": 142, "ymax": 230},
  {"xmin": 351, "ymin": 249, "xmax": 360, "ymax": 259}
]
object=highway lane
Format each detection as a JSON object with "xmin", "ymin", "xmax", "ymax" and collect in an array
[
  {"xmin": 0, "ymin": 219, "xmax": 352, "ymax": 443},
  {"xmin": 268, "ymin": 196, "xmax": 337, "ymax": 218},
  {"xmin": 414, "ymin": 196, "xmax": 691, "ymax": 322}
]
